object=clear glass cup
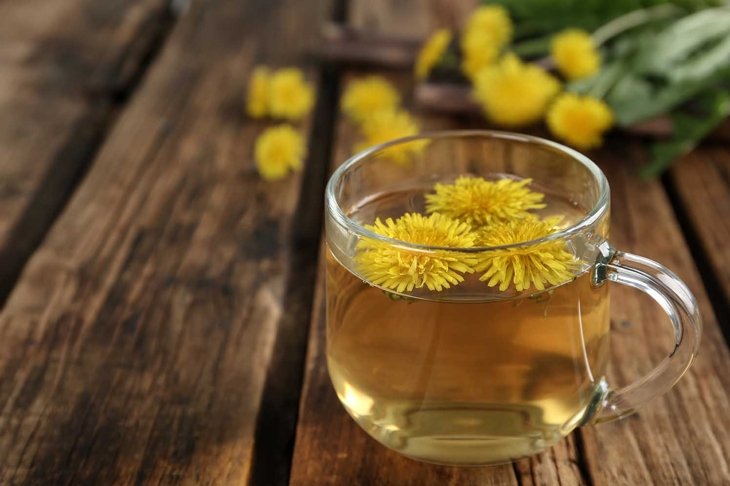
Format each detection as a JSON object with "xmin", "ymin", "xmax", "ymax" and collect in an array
[{"xmin": 324, "ymin": 131, "xmax": 701, "ymax": 466}]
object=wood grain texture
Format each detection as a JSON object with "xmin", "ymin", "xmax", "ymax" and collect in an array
[
  {"xmin": 0, "ymin": 0, "xmax": 330, "ymax": 483},
  {"xmin": 0, "ymin": 0, "xmax": 172, "ymax": 302},
  {"xmin": 668, "ymin": 147, "xmax": 730, "ymax": 330},
  {"xmin": 579, "ymin": 144, "xmax": 730, "ymax": 485},
  {"xmin": 0, "ymin": 0, "xmax": 171, "ymax": 95},
  {"xmin": 290, "ymin": 1, "xmax": 730, "ymax": 484}
]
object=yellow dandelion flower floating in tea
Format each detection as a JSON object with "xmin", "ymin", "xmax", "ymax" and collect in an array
[
  {"xmin": 342, "ymin": 76, "xmax": 401, "ymax": 123},
  {"xmin": 355, "ymin": 109, "xmax": 426, "ymax": 165},
  {"xmin": 475, "ymin": 217, "xmax": 577, "ymax": 292},
  {"xmin": 463, "ymin": 5, "xmax": 513, "ymax": 48},
  {"xmin": 415, "ymin": 29, "xmax": 452, "ymax": 80},
  {"xmin": 356, "ymin": 213, "xmax": 479, "ymax": 293},
  {"xmin": 426, "ymin": 176, "xmax": 546, "ymax": 227},
  {"xmin": 460, "ymin": 29, "xmax": 501, "ymax": 81},
  {"xmin": 254, "ymin": 124, "xmax": 306, "ymax": 181},
  {"xmin": 473, "ymin": 54, "xmax": 560, "ymax": 127},
  {"xmin": 551, "ymin": 29, "xmax": 600, "ymax": 81},
  {"xmin": 269, "ymin": 68, "xmax": 315, "ymax": 121},
  {"xmin": 547, "ymin": 93, "xmax": 614, "ymax": 150},
  {"xmin": 246, "ymin": 66, "xmax": 271, "ymax": 118}
]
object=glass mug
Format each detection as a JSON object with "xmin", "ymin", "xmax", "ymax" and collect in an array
[{"xmin": 324, "ymin": 131, "xmax": 701, "ymax": 465}]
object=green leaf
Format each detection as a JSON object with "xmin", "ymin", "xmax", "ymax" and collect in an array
[
  {"xmin": 512, "ymin": 35, "xmax": 552, "ymax": 57},
  {"xmin": 608, "ymin": 65, "xmax": 730, "ymax": 125},
  {"xmin": 637, "ymin": 8, "xmax": 730, "ymax": 76},
  {"xmin": 592, "ymin": 4, "xmax": 683, "ymax": 45},
  {"xmin": 567, "ymin": 61, "xmax": 626, "ymax": 97},
  {"xmin": 668, "ymin": 33, "xmax": 730, "ymax": 83},
  {"xmin": 640, "ymin": 90, "xmax": 730, "ymax": 178},
  {"xmin": 484, "ymin": 0, "xmax": 719, "ymax": 40},
  {"xmin": 595, "ymin": 5, "xmax": 730, "ymax": 125},
  {"xmin": 605, "ymin": 74, "xmax": 655, "ymax": 125}
]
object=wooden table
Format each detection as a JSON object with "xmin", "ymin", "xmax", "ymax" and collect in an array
[{"xmin": 0, "ymin": 0, "xmax": 728, "ymax": 484}]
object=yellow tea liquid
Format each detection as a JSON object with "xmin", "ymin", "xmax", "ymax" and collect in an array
[{"xmin": 325, "ymin": 189, "xmax": 610, "ymax": 465}]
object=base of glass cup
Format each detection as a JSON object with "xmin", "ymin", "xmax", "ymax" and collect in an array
[
  {"xmin": 390, "ymin": 433, "xmax": 563, "ymax": 466},
  {"xmin": 338, "ymin": 399, "xmax": 594, "ymax": 466}
]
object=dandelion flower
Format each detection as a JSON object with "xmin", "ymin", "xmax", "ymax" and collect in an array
[
  {"xmin": 356, "ymin": 213, "xmax": 479, "ymax": 293},
  {"xmin": 460, "ymin": 29, "xmax": 500, "ymax": 80},
  {"xmin": 254, "ymin": 124, "xmax": 306, "ymax": 181},
  {"xmin": 342, "ymin": 76, "xmax": 401, "ymax": 123},
  {"xmin": 463, "ymin": 5, "xmax": 512, "ymax": 48},
  {"xmin": 551, "ymin": 29, "xmax": 600, "ymax": 81},
  {"xmin": 473, "ymin": 54, "xmax": 560, "ymax": 127},
  {"xmin": 426, "ymin": 176, "xmax": 545, "ymax": 227},
  {"xmin": 356, "ymin": 109, "xmax": 426, "ymax": 165},
  {"xmin": 475, "ymin": 217, "xmax": 577, "ymax": 292},
  {"xmin": 415, "ymin": 29, "xmax": 452, "ymax": 80},
  {"xmin": 269, "ymin": 68, "xmax": 314, "ymax": 121},
  {"xmin": 547, "ymin": 93, "xmax": 613, "ymax": 150},
  {"xmin": 246, "ymin": 66, "xmax": 270, "ymax": 118}
]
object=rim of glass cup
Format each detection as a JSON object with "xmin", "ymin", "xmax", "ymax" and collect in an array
[{"xmin": 325, "ymin": 130, "xmax": 610, "ymax": 253}]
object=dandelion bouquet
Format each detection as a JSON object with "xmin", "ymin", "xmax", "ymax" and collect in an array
[{"xmin": 414, "ymin": 0, "xmax": 730, "ymax": 177}]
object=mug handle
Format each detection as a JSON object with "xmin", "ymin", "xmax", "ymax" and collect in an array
[{"xmin": 585, "ymin": 243, "xmax": 702, "ymax": 424}]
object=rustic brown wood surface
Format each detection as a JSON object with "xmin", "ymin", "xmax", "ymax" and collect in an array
[
  {"xmin": 579, "ymin": 146, "xmax": 730, "ymax": 485},
  {"xmin": 0, "ymin": 0, "xmax": 172, "ymax": 301},
  {"xmin": 0, "ymin": 0, "xmax": 332, "ymax": 483},
  {"xmin": 669, "ymin": 148, "xmax": 730, "ymax": 335},
  {"xmin": 0, "ymin": 0, "xmax": 728, "ymax": 484}
]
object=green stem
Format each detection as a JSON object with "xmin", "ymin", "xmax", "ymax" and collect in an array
[
  {"xmin": 438, "ymin": 51, "xmax": 460, "ymax": 70},
  {"xmin": 587, "ymin": 62, "xmax": 626, "ymax": 99},
  {"xmin": 513, "ymin": 35, "xmax": 552, "ymax": 58},
  {"xmin": 592, "ymin": 4, "xmax": 682, "ymax": 46},
  {"xmin": 640, "ymin": 92, "xmax": 730, "ymax": 179}
]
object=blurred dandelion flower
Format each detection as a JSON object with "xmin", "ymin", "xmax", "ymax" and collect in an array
[
  {"xmin": 342, "ymin": 76, "xmax": 401, "ymax": 123},
  {"xmin": 254, "ymin": 124, "xmax": 305, "ymax": 181},
  {"xmin": 473, "ymin": 54, "xmax": 560, "ymax": 127},
  {"xmin": 356, "ymin": 109, "xmax": 426, "ymax": 165},
  {"xmin": 426, "ymin": 176, "xmax": 545, "ymax": 227},
  {"xmin": 269, "ymin": 68, "xmax": 314, "ymax": 121},
  {"xmin": 463, "ymin": 5, "xmax": 512, "ymax": 48},
  {"xmin": 246, "ymin": 66, "xmax": 271, "ymax": 118},
  {"xmin": 547, "ymin": 93, "xmax": 613, "ymax": 149},
  {"xmin": 551, "ymin": 29, "xmax": 600, "ymax": 81},
  {"xmin": 356, "ymin": 213, "xmax": 478, "ymax": 293},
  {"xmin": 460, "ymin": 29, "xmax": 501, "ymax": 80},
  {"xmin": 459, "ymin": 5, "xmax": 512, "ymax": 81},
  {"xmin": 415, "ymin": 29, "xmax": 452, "ymax": 80},
  {"xmin": 475, "ymin": 217, "xmax": 577, "ymax": 292}
]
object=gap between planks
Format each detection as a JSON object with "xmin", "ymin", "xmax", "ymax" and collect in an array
[
  {"xmin": 247, "ymin": 1, "xmax": 350, "ymax": 484},
  {"xmin": 661, "ymin": 169, "xmax": 730, "ymax": 345}
]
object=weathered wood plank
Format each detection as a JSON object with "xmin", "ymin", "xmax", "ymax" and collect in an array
[
  {"xmin": 247, "ymin": 49, "xmax": 343, "ymax": 486},
  {"xmin": 0, "ymin": 0, "xmax": 172, "ymax": 302},
  {"xmin": 580, "ymin": 144, "xmax": 730, "ymax": 485},
  {"xmin": 668, "ymin": 147, "xmax": 730, "ymax": 333},
  {"xmin": 0, "ymin": 0, "xmax": 171, "ymax": 94},
  {"xmin": 0, "ymin": 0, "xmax": 330, "ymax": 483},
  {"xmin": 290, "ymin": 1, "xmax": 730, "ymax": 484}
]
